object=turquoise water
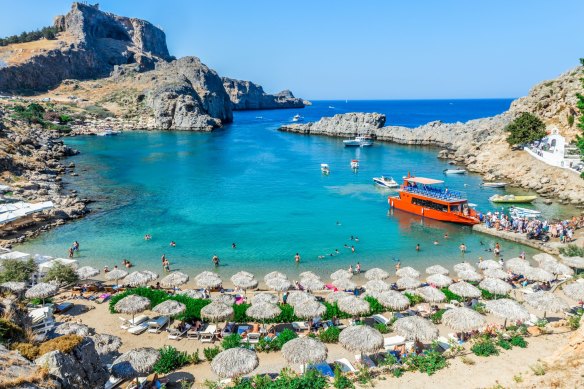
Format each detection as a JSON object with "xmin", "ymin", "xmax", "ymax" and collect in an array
[{"xmin": 18, "ymin": 100, "xmax": 569, "ymax": 279}]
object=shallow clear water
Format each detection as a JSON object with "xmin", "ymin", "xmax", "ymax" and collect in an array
[{"xmin": 17, "ymin": 100, "xmax": 572, "ymax": 278}]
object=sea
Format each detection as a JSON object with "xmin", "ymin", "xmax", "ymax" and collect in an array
[{"xmin": 16, "ymin": 99, "xmax": 575, "ymax": 279}]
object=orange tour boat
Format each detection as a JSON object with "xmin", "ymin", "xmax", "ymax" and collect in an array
[{"xmin": 388, "ymin": 175, "xmax": 480, "ymax": 225}]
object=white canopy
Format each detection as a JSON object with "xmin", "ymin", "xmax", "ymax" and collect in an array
[{"xmin": 38, "ymin": 258, "xmax": 79, "ymax": 273}]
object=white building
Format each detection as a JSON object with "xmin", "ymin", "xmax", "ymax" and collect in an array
[{"xmin": 524, "ymin": 126, "xmax": 582, "ymax": 172}]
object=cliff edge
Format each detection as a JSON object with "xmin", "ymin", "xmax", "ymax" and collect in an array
[{"xmin": 222, "ymin": 78, "xmax": 306, "ymax": 110}]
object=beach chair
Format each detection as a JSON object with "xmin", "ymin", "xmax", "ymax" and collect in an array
[
  {"xmin": 29, "ymin": 307, "xmax": 55, "ymax": 335},
  {"xmin": 306, "ymin": 362, "xmax": 335, "ymax": 378},
  {"xmin": 436, "ymin": 336, "xmax": 451, "ymax": 352},
  {"xmin": 54, "ymin": 302, "xmax": 73, "ymax": 314},
  {"xmin": 120, "ymin": 315, "xmax": 149, "ymax": 330},
  {"xmin": 221, "ymin": 322, "xmax": 236, "ymax": 337},
  {"xmin": 247, "ymin": 332, "xmax": 261, "ymax": 344},
  {"xmin": 187, "ymin": 323, "xmax": 205, "ymax": 340},
  {"xmin": 96, "ymin": 293, "xmax": 111, "ymax": 304},
  {"xmin": 372, "ymin": 314, "xmax": 391, "ymax": 326},
  {"xmin": 292, "ymin": 321, "xmax": 309, "ymax": 332},
  {"xmin": 147, "ymin": 316, "xmax": 169, "ymax": 333},
  {"xmin": 334, "ymin": 358, "xmax": 357, "ymax": 374},
  {"xmin": 168, "ymin": 323, "xmax": 191, "ymax": 340},
  {"xmin": 383, "ymin": 335, "xmax": 406, "ymax": 350},
  {"xmin": 355, "ymin": 354, "xmax": 376, "ymax": 368},
  {"xmin": 200, "ymin": 324, "xmax": 217, "ymax": 343},
  {"xmin": 128, "ymin": 322, "xmax": 148, "ymax": 335}
]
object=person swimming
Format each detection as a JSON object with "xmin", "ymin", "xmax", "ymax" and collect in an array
[
  {"xmin": 232, "ymin": 243, "xmax": 237, "ymax": 249},
  {"xmin": 416, "ymin": 244, "xmax": 420, "ymax": 251},
  {"xmin": 170, "ymin": 241, "xmax": 176, "ymax": 247}
]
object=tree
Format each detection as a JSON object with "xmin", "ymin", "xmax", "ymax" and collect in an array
[
  {"xmin": 505, "ymin": 112, "xmax": 546, "ymax": 145},
  {"xmin": 43, "ymin": 262, "xmax": 79, "ymax": 285},
  {"xmin": 0, "ymin": 258, "xmax": 37, "ymax": 283}
]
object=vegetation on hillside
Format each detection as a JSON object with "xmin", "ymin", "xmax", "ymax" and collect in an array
[
  {"xmin": 575, "ymin": 58, "xmax": 584, "ymax": 178},
  {"xmin": 0, "ymin": 26, "xmax": 61, "ymax": 46},
  {"xmin": 43, "ymin": 262, "xmax": 79, "ymax": 285},
  {"xmin": 505, "ymin": 112, "xmax": 546, "ymax": 145},
  {"xmin": 0, "ymin": 258, "xmax": 37, "ymax": 283},
  {"xmin": 10, "ymin": 103, "xmax": 72, "ymax": 133}
]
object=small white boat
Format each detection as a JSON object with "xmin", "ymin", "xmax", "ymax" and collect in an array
[
  {"xmin": 373, "ymin": 175, "xmax": 399, "ymax": 188},
  {"xmin": 443, "ymin": 168, "xmax": 466, "ymax": 174},
  {"xmin": 481, "ymin": 182, "xmax": 508, "ymax": 188},
  {"xmin": 343, "ymin": 136, "xmax": 373, "ymax": 147},
  {"xmin": 350, "ymin": 160, "xmax": 359, "ymax": 170},
  {"xmin": 328, "ymin": 106, "xmax": 335, "ymax": 109},
  {"xmin": 321, "ymin": 164, "xmax": 330, "ymax": 175},
  {"xmin": 96, "ymin": 129, "xmax": 120, "ymax": 136},
  {"xmin": 292, "ymin": 114, "xmax": 303, "ymax": 122},
  {"xmin": 509, "ymin": 206, "xmax": 541, "ymax": 218}
]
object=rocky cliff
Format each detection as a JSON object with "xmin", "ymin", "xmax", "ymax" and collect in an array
[
  {"xmin": 0, "ymin": 2, "xmax": 171, "ymax": 93},
  {"xmin": 222, "ymin": 78, "xmax": 306, "ymax": 110},
  {"xmin": 279, "ymin": 112, "xmax": 386, "ymax": 136}
]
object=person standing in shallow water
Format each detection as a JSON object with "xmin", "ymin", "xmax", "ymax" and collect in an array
[
  {"xmin": 295, "ymin": 253, "xmax": 301, "ymax": 263},
  {"xmin": 212, "ymin": 255, "xmax": 220, "ymax": 267}
]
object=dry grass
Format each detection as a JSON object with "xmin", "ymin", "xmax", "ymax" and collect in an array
[
  {"xmin": 37, "ymin": 334, "xmax": 83, "ymax": 356},
  {"xmin": 0, "ymin": 32, "xmax": 74, "ymax": 65},
  {"xmin": 0, "ymin": 350, "xmax": 54, "ymax": 389}
]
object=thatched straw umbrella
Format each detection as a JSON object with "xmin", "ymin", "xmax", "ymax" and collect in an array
[
  {"xmin": 105, "ymin": 269, "xmax": 128, "ymax": 285},
  {"xmin": 364, "ymin": 268, "xmax": 390, "ymax": 280},
  {"xmin": 524, "ymin": 291, "xmax": 570, "ymax": 317},
  {"xmin": 294, "ymin": 300, "xmax": 326, "ymax": 320},
  {"xmin": 484, "ymin": 298, "xmax": 530, "ymax": 325},
  {"xmin": 448, "ymin": 281, "xmax": 481, "ymax": 299},
  {"xmin": 114, "ymin": 295, "xmax": 150, "ymax": 323},
  {"xmin": 266, "ymin": 277, "xmax": 292, "ymax": 297},
  {"xmin": 560, "ymin": 256, "xmax": 584, "ymax": 270},
  {"xmin": 331, "ymin": 269, "xmax": 353, "ymax": 280},
  {"xmin": 264, "ymin": 271, "xmax": 287, "ymax": 281},
  {"xmin": 457, "ymin": 270, "xmax": 483, "ymax": 282},
  {"xmin": 505, "ymin": 258, "xmax": 531, "ymax": 274},
  {"xmin": 332, "ymin": 278, "xmax": 356, "ymax": 291},
  {"xmin": 540, "ymin": 261, "xmax": 574, "ymax": 277},
  {"xmin": 339, "ymin": 325, "xmax": 383, "ymax": 361},
  {"xmin": 211, "ymin": 348, "xmax": 259, "ymax": 379},
  {"xmin": 483, "ymin": 268, "xmax": 510, "ymax": 280},
  {"xmin": 426, "ymin": 264, "xmax": 449, "ymax": 275},
  {"xmin": 124, "ymin": 271, "xmax": 151, "ymax": 287},
  {"xmin": 533, "ymin": 253, "xmax": 557, "ymax": 264},
  {"xmin": 396, "ymin": 266, "xmax": 420, "ymax": 279},
  {"xmin": 111, "ymin": 347, "xmax": 160, "ymax": 379},
  {"xmin": 326, "ymin": 291, "xmax": 352, "ymax": 303},
  {"xmin": 195, "ymin": 273, "xmax": 222, "ymax": 289},
  {"xmin": 176, "ymin": 289, "xmax": 205, "ymax": 299},
  {"xmin": 160, "ymin": 272, "xmax": 189, "ymax": 288},
  {"xmin": 91, "ymin": 333, "xmax": 122, "ymax": 356},
  {"xmin": 140, "ymin": 270, "xmax": 159, "ymax": 282},
  {"xmin": 201, "ymin": 302, "xmax": 234, "ymax": 322},
  {"xmin": 477, "ymin": 260, "xmax": 502, "ymax": 270},
  {"xmin": 299, "ymin": 277, "xmax": 325, "ymax": 292},
  {"xmin": 396, "ymin": 277, "xmax": 421, "ymax": 290},
  {"xmin": 453, "ymin": 262, "xmax": 475, "ymax": 273},
  {"xmin": 212, "ymin": 294, "xmax": 236, "ymax": 305},
  {"xmin": 235, "ymin": 271, "xmax": 254, "ymax": 278},
  {"xmin": 364, "ymin": 279, "xmax": 390, "ymax": 293},
  {"xmin": 426, "ymin": 274, "xmax": 453, "ymax": 288},
  {"xmin": 0, "ymin": 281, "xmax": 26, "ymax": 293},
  {"xmin": 563, "ymin": 282, "xmax": 584, "ymax": 300},
  {"xmin": 231, "ymin": 273, "xmax": 258, "ymax": 294},
  {"xmin": 337, "ymin": 295, "xmax": 370, "ymax": 317},
  {"xmin": 394, "ymin": 316, "xmax": 439, "ymax": 341},
  {"xmin": 286, "ymin": 290, "xmax": 316, "ymax": 307},
  {"xmin": 282, "ymin": 337, "xmax": 327, "ymax": 372},
  {"xmin": 376, "ymin": 291, "xmax": 410, "ymax": 311},
  {"xmin": 246, "ymin": 302, "xmax": 281, "ymax": 331},
  {"xmin": 299, "ymin": 271, "xmax": 320, "ymax": 280},
  {"xmin": 25, "ymin": 282, "xmax": 58, "ymax": 304},
  {"xmin": 76, "ymin": 266, "xmax": 100, "ymax": 280},
  {"xmin": 55, "ymin": 322, "xmax": 93, "ymax": 336},
  {"xmin": 251, "ymin": 292, "xmax": 278, "ymax": 305},
  {"xmin": 523, "ymin": 267, "xmax": 555, "ymax": 283},
  {"xmin": 442, "ymin": 307, "xmax": 486, "ymax": 332},
  {"xmin": 152, "ymin": 300, "xmax": 186, "ymax": 317},
  {"xmin": 479, "ymin": 278, "xmax": 511, "ymax": 296},
  {"xmin": 414, "ymin": 286, "xmax": 446, "ymax": 303}
]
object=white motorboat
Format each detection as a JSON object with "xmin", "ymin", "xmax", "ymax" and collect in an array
[
  {"xmin": 96, "ymin": 129, "xmax": 120, "ymax": 136},
  {"xmin": 350, "ymin": 160, "xmax": 359, "ymax": 170},
  {"xmin": 481, "ymin": 182, "xmax": 508, "ymax": 188},
  {"xmin": 321, "ymin": 163, "xmax": 330, "ymax": 175},
  {"xmin": 509, "ymin": 206, "xmax": 541, "ymax": 218},
  {"xmin": 443, "ymin": 168, "xmax": 466, "ymax": 174},
  {"xmin": 343, "ymin": 136, "xmax": 374, "ymax": 147},
  {"xmin": 292, "ymin": 114, "xmax": 303, "ymax": 122},
  {"xmin": 373, "ymin": 175, "xmax": 399, "ymax": 188}
]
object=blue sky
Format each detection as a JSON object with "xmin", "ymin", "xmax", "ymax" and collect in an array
[{"xmin": 1, "ymin": 1, "xmax": 582, "ymax": 100}]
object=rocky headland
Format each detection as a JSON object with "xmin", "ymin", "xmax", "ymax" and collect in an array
[{"xmin": 222, "ymin": 78, "xmax": 307, "ymax": 110}]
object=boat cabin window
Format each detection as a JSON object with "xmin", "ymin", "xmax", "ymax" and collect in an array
[
  {"xmin": 450, "ymin": 204, "xmax": 461, "ymax": 213},
  {"xmin": 411, "ymin": 197, "xmax": 448, "ymax": 212}
]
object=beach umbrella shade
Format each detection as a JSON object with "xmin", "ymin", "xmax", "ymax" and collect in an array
[
  {"xmin": 414, "ymin": 286, "xmax": 446, "ymax": 303},
  {"xmin": 105, "ymin": 269, "xmax": 128, "ymax": 285},
  {"xmin": 330, "ymin": 269, "xmax": 353, "ymax": 280},
  {"xmin": 176, "ymin": 289, "xmax": 205, "ymax": 299},
  {"xmin": 560, "ymin": 256, "xmax": 584, "ymax": 270},
  {"xmin": 483, "ymin": 268, "xmax": 510, "ymax": 280},
  {"xmin": 152, "ymin": 300, "xmax": 186, "ymax": 317},
  {"xmin": 376, "ymin": 291, "xmax": 410, "ymax": 311},
  {"xmin": 477, "ymin": 259, "xmax": 502, "ymax": 270},
  {"xmin": 264, "ymin": 271, "xmax": 287, "ymax": 282},
  {"xmin": 540, "ymin": 261, "xmax": 574, "ymax": 277},
  {"xmin": 234, "ymin": 270, "xmax": 254, "ymax": 279},
  {"xmin": 522, "ymin": 267, "xmax": 555, "ymax": 283},
  {"xmin": 294, "ymin": 300, "xmax": 326, "ymax": 319},
  {"xmin": 365, "ymin": 268, "xmax": 390, "ymax": 280},
  {"xmin": 76, "ymin": 266, "xmax": 100, "ymax": 280},
  {"xmin": 124, "ymin": 271, "xmax": 151, "ymax": 287},
  {"xmin": 339, "ymin": 325, "xmax": 384, "ymax": 359},
  {"xmin": 91, "ymin": 333, "xmax": 122, "ymax": 356},
  {"xmin": 396, "ymin": 277, "xmax": 421, "ymax": 290},
  {"xmin": 246, "ymin": 302, "xmax": 281, "ymax": 321},
  {"xmin": 505, "ymin": 258, "xmax": 531, "ymax": 274},
  {"xmin": 442, "ymin": 307, "xmax": 486, "ymax": 332},
  {"xmin": 396, "ymin": 266, "xmax": 420, "ymax": 279},
  {"xmin": 0, "ymin": 281, "xmax": 26, "ymax": 293},
  {"xmin": 426, "ymin": 274, "xmax": 453, "ymax": 288},
  {"xmin": 160, "ymin": 271, "xmax": 189, "ymax": 288},
  {"xmin": 266, "ymin": 277, "xmax": 292, "ymax": 293},
  {"xmin": 212, "ymin": 294, "xmax": 236, "ymax": 305},
  {"xmin": 55, "ymin": 322, "xmax": 93, "ymax": 337},
  {"xmin": 299, "ymin": 277, "xmax": 325, "ymax": 291},
  {"xmin": 251, "ymin": 292, "xmax": 278, "ymax": 305},
  {"xmin": 484, "ymin": 299, "xmax": 530, "ymax": 323},
  {"xmin": 25, "ymin": 282, "xmax": 58, "ymax": 304},
  {"xmin": 453, "ymin": 262, "xmax": 475, "ymax": 273},
  {"xmin": 111, "ymin": 347, "xmax": 159, "ymax": 379},
  {"xmin": 211, "ymin": 348, "xmax": 259, "ymax": 379},
  {"xmin": 140, "ymin": 270, "xmax": 159, "ymax": 281},
  {"xmin": 563, "ymin": 282, "xmax": 584, "ymax": 301},
  {"xmin": 326, "ymin": 291, "xmax": 352, "ymax": 303},
  {"xmin": 524, "ymin": 291, "xmax": 570, "ymax": 317},
  {"xmin": 425, "ymin": 264, "xmax": 449, "ymax": 275},
  {"xmin": 231, "ymin": 274, "xmax": 258, "ymax": 293},
  {"xmin": 364, "ymin": 279, "xmax": 390, "ymax": 293},
  {"xmin": 337, "ymin": 295, "xmax": 370, "ymax": 317},
  {"xmin": 457, "ymin": 270, "xmax": 483, "ymax": 282},
  {"xmin": 196, "ymin": 273, "xmax": 222, "ymax": 289},
  {"xmin": 479, "ymin": 278, "xmax": 512, "ymax": 296},
  {"xmin": 448, "ymin": 281, "xmax": 481, "ymax": 299},
  {"xmin": 299, "ymin": 271, "xmax": 320, "ymax": 280},
  {"xmin": 201, "ymin": 302, "xmax": 234, "ymax": 322},
  {"xmin": 114, "ymin": 295, "xmax": 150, "ymax": 323},
  {"xmin": 394, "ymin": 316, "xmax": 439, "ymax": 341},
  {"xmin": 533, "ymin": 253, "xmax": 558, "ymax": 264},
  {"xmin": 282, "ymin": 337, "xmax": 327, "ymax": 372},
  {"xmin": 332, "ymin": 278, "xmax": 356, "ymax": 291},
  {"xmin": 287, "ymin": 290, "xmax": 316, "ymax": 307}
]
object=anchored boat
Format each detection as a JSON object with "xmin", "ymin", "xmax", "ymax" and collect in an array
[
  {"xmin": 343, "ymin": 136, "xmax": 373, "ymax": 147},
  {"xmin": 443, "ymin": 168, "xmax": 466, "ymax": 174},
  {"xmin": 388, "ymin": 175, "xmax": 480, "ymax": 225},
  {"xmin": 350, "ymin": 160, "xmax": 359, "ymax": 170},
  {"xmin": 509, "ymin": 206, "xmax": 541, "ymax": 218},
  {"xmin": 489, "ymin": 194, "xmax": 537, "ymax": 203},
  {"xmin": 481, "ymin": 182, "xmax": 508, "ymax": 188},
  {"xmin": 373, "ymin": 175, "xmax": 399, "ymax": 189}
]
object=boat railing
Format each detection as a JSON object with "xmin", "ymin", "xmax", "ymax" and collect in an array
[{"xmin": 402, "ymin": 186, "xmax": 466, "ymax": 201}]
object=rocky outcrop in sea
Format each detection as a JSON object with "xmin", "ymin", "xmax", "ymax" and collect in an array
[
  {"xmin": 279, "ymin": 112, "xmax": 386, "ymax": 136},
  {"xmin": 222, "ymin": 78, "xmax": 306, "ymax": 110}
]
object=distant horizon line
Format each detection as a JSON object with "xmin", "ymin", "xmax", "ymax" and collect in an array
[{"xmin": 304, "ymin": 97, "xmax": 516, "ymax": 102}]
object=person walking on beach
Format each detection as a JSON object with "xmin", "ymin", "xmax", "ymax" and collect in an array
[
  {"xmin": 295, "ymin": 253, "xmax": 301, "ymax": 263},
  {"xmin": 212, "ymin": 255, "xmax": 220, "ymax": 267}
]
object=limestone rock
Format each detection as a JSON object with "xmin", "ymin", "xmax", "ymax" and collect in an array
[
  {"xmin": 0, "ymin": 345, "xmax": 60, "ymax": 389},
  {"xmin": 279, "ymin": 112, "xmax": 386, "ymax": 136},
  {"xmin": 222, "ymin": 78, "xmax": 306, "ymax": 110}
]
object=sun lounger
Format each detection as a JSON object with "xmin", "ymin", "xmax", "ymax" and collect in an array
[
  {"xmin": 128, "ymin": 322, "xmax": 148, "ymax": 335},
  {"xmin": 237, "ymin": 325, "xmax": 251, "ymax": 336},
  {"xmin": 372, "ymin": 314, "xmax": 391, "ymax": 326},
  {"xmin": 355, "ymin": 354, "xmax": 376, "ymax": 368},
  {"xmin": 200, "ymin": 324, "xmax": 217, "ymax": 343},
  {"xmin": 307, "ymin": 362, "xmax": 335, "ymax": 377},
  {"xmin": 247, "ymin": 332, "xmax": 261, "ymax": 344},
  {"xmin": 120, "ymin": 315, "xmax": 149, "ymax": 330},
  {"xmin": 147, "ymin": 316, "xmax": 169, "ymax": 333},
  {"xmin": 168, "ymin": 323, "xmax": 191, "ymax": 340},
  {"xmin": 383, "ymin": 335, "xmax": 406, "ymax": 350},
  {"xmin": 436, "ymin": 336, "xmax": 451, "ymax": 351},
  {"xmin": 96, "ymin": 293, "xmax": 111, "ymax": 304},
  {"xmin": 334, "ymin": 358, "xmax": 357, "ymax": 374},
  {"xmin": 221, "ymin": 322, "xmax": 236, "ymax": 337},
  {"xmin": 292, "ymin": 321, "xmax": 309, "ymax": 331},
  {"xmin": 54, "ymin": 302, "xmax": 73, "ymax": 314}
]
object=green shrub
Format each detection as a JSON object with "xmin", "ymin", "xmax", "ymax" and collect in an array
[
  {"xmin": 374, "ymin": 323, "xmax": 391, "ymax": 334},
  {"xmin": 43, "ymin": 262, "xmax": 79, "ymax": 285},
  {"xmin": 430, "ymin": 309, "xmax": 446, "ymax": 324},
  {"xmin": 440, "ymin": 288, "xmax": 463, "ymax": 302},
  {"xmin": 322, "ymin": 302, "xmax": 351, "ymax": 320},
  {"xmin": 403, "ymin": 349, "xmax": 448, "ymax": 375},
  {"xmin": 471, "ymin": 337, "xmax": 499, "ymax": 357},
  {"xmin": 479, "ymin": 289, "xmax": 506, "ymax": 300},
  {"xmin": 189, "ymin": 349, "xmax": 202, "ymax": 364},
  {"xmin": 559, "ymin": 244, "xmax": 584, "ymax": 257},
  {"xmin": 0, "ymin": 258, "xmax": 37, "ymax": 283},
  {"xmin": 497, "ymin": 338, "xmax": 512, "ymax": 350},
  {"xmin": 472, "ymin": 302, "xmax": 487, "ymax": 314},
  {"xmin": 319, "ymin": 326, "xmax": 341, "ymax": 343},
  {"xmin": 85, "ymin": 105, "xmax": 114, "ymax": 119},
  {"xmin": 510, "ymin": 335, "xmax": 527, "ymax": 348},
  {"xmin": 404, "ymin": 293, "xmax": 424, "ymax": 305},
  {"xmin": 0, "ymin": 25, "xmax": 60, "ymax": 46},
  {"xmin": 153, "ymin": 346, "xmax": 190, "ymax": 374},
  {"xmin": 363, "ymin": 296, "xmax": 385, "ymax": 315},
  {"xmin": 567, "ymin": 309, "xmax": 583, "ymax": 330},
  {"xmin": 505, "ymin": 112, "xmax": 546, "ymax": 145},
  {"xmin": 221, "ymin": 334, "xmax": 242, "ymax": 350},
  {"xmin": 0, "ymin": 319, "xmax": 24, "ymax": 343},
  {"xmin": 203, "ymin": 346, "xmax": 221, "ymax": 361},
  {"xmin": 333, "ymin": 367, "xmax": 354, "ymax": 389},
  {"xmin": 568, "ymin": 114, "xmax": 575, "ymax": 127},
  {"xmin": 271, "ymin": 329, "xmax": 297, "ymax": 350}
]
